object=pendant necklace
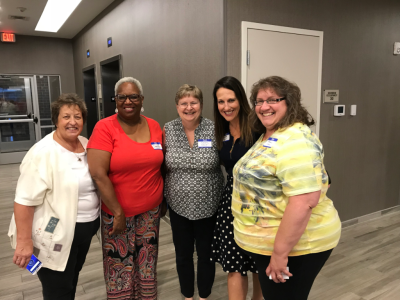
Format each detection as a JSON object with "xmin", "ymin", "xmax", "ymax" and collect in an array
[
  {"xmin": 72, "ymin": 142, "xmax": 86, "ymax": 162},
  {"xmin": 73, "ymin": 151, "xmax": 86, "ymax": 162}
]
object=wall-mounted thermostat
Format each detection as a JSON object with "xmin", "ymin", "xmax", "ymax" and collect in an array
[{"xmin": 334, "ymin": 105, "xmax": 345, "ymax": 116}]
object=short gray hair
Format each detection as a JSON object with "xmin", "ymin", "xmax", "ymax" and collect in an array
[{"xmin": 115, "ymin": 77, "xmax": 143, "ymax": 95}]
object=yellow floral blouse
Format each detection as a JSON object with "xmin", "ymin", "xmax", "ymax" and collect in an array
[{"xmin": 232, "ymin": 123, "xmax": 341, "ymax": 256}]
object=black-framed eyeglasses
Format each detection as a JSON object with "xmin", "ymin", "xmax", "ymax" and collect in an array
[
  {"xmin": 254, "ymin": 97, "xmax": 286, "ymax": 106},
  {"xmin": 115, "ymin": 94, "xmax": 142, "ymax": 103}
]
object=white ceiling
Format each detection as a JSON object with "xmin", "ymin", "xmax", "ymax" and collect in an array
[{"xmin": 0, "ymin": 0, "xmax": 116, "ymax": 39}]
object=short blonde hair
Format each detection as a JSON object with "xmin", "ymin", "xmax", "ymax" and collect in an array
[{"xmin": 175, "ymin": 84, "xmax": 203, "ymax": 105}]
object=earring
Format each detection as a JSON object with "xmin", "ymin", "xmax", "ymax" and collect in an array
[
  {"xmin": 141, "ymin": 107, "xmax": 144, "ymax": 113},
  {"xmin": 115, "ymin": 108, "xmax": 118, "ymax": 113}
]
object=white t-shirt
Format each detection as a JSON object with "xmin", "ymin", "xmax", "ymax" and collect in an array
[{"xmin": 54, "ymin": 141, "xmax": 100, "ymax": 222}]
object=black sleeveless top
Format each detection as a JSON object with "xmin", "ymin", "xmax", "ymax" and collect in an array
[{"xmin": 219, "ymin": 130, "xmax": 261, "ymax": 177}]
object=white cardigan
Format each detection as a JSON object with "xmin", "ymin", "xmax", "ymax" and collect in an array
[{"xmin": 8, "ymin": 132, "xmax": 92, "ymax": 271}]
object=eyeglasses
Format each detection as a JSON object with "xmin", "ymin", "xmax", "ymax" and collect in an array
[
  {"xmin": 115, "ymin": 94, "xmax": 142, "ymax": 103},
  {"xmin": 254, "ymin": 97, "xmax": 286, "ymax": 106},
  {"xmin": 178, "ymin": 101, "xmax": 200, "ymax": 108}
]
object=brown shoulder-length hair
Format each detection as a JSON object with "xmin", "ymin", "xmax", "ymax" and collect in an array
[
  {"xmin": 51, "ymin": 93, "xmax": 87, "ymax": 127},
  {"xmin": 213, "ymin": 76, "xmax": 253, "ymax": 150},
  {"xmin": 249, "ymin": 76, "xmax": 314, "ymax": 134}
]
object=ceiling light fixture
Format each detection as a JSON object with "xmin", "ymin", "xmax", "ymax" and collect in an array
[{"xmin": 35, "ymin": 0, "xmax": 81, "ymax": 32}]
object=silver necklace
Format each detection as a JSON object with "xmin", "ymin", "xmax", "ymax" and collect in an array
[{"xmin": 73, "ymin": 151, "xmax": 86, "ymax": 162}]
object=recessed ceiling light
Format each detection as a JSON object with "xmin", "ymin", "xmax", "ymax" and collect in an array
[{"xmin": 35, "ymin": 0, "xmax": 81, "ymax": 32}]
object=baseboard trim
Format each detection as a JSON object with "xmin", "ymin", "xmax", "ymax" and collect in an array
[
  {"xmin": 0, "ymin": 151, "xmax": 27, "ymax": 164},
  {"xmin": 341, "ymin": 205, "xmax": 400, "ymax": 229}
]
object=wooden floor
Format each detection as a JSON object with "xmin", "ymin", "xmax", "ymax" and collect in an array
[{"xmin": 1, "ymin": 163, "xmax": 400, "ymax": 300}]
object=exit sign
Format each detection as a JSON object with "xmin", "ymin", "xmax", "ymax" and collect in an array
[{"xmin": 1, "ymin": 33, "xmax": 16, "ymax": 42}]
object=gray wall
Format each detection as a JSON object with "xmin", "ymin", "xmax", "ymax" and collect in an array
[
  {"xmin": 72, "ymin": 0, "xmax": 225, "ymax": 127},
  {"xmin": 226, "ymin": 0, "xmax": 400, "ymax": 221},
  {"xmin": 72, "ymin": 0, "xmax": 400, "ymax": 222},
  {"xmin": 0, "ymin": 35, "xmax": 75, "ymax": 93}
]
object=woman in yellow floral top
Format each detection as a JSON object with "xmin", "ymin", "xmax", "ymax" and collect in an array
[{"xmin": 232, "ymin": 76, "xmax": 341, "ymax": 300}]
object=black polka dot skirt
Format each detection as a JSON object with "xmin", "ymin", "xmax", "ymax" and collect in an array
[{"xmin": 210, "ymin": 175, "xmax": 258, "ymax": 276}]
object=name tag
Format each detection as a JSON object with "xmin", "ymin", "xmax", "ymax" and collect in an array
[
  {"xmin": 151, "ymin": 142, "xmax": 162, "ymax": 150},
  {"xmin": 223, "ymin": 134, "xmax": 230, "ymax": 142},
  {"xmin": 198, "ymin": 139, "xmax": 212, "ymax": 148},
  {"xmin": 263, "ymin": 137, "xmax": 278, "ymax": 148}
]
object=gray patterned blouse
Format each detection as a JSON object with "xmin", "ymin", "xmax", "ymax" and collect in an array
[{"xmin": 164, "ymin": 117, "xmax": 224, "ymax": 220}]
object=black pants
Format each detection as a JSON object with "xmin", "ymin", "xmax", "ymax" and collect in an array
[
  {"xmin": 37, "ymin": 217, "xmax": 100, "ymax": 300},
  {"xmin": 242, "ymin": 248, "xmax": 333, "ymax": 300},
  {"xmin": 169, "ymin": 208, "xmax": 217, "ymax": 298}
]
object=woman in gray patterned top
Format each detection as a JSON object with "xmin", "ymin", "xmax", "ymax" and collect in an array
[{"xmin": 163, "ymin": 84, "xmax": 224, "ymax": 300}]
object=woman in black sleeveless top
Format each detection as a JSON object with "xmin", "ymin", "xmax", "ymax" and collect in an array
[{"xmin": 210, "ymin": 76, "xmax": 263, "ymax": 300}]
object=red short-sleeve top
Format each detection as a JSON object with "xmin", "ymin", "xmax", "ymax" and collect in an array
[{"xmin": 87, "ymin": 114, "xmax": 164, "ymax": 217}]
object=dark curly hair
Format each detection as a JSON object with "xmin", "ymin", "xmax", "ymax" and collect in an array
[
  {"xmin": 51, "ymin": 93, "xmax": 87, "ymax": 127},
  {"xmin": 249, "ymin": 76, "xmax": 314, "ymax": 134}
]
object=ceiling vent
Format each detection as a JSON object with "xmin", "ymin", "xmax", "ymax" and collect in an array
[{"xmin": 8, "ymin": 15, "xmax": 30, "ymax": 21}]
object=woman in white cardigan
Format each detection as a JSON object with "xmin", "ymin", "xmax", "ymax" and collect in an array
[{"xmin": 9, "ymin": 94, "xmax": 100, "ymax": 300}]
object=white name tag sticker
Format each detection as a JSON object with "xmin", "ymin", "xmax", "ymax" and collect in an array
[
  {"xmin": 198, "ymin": 139, "xmax": 212, "ymax": 148},
  {"xmin": 223, "ymin": 134, "xmax": 230, "ymax": 142},
  {"xmin": 263, "ymin": 137, "xmax": 278, "ymax": 148},
  {"xmin": 151, "ymin": 142, "xmax": 163, "ymax": 150}
]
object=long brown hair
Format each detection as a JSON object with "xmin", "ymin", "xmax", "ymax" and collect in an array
[
  {"xmin": 249, "ymin": 76, "xmax": 314, "ymax": 134},
  {"xmin": 213, "ymin": 76, "xmax": 253, "ymax": 150}
]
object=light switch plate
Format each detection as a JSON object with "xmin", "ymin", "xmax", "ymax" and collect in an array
[
  {"xmin": 350, "ymin": 105, "xmax": 356, "ymax": 116},
  {"xmin": 394, "ymin": 42, "xmax": 400, "ymax": 55}
]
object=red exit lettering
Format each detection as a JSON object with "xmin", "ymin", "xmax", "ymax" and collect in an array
[{"xmin": 1, "ymin": 33, "xmax": 16, "ymax": 42}]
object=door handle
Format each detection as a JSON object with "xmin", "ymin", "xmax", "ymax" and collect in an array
[{"xmin": 28, "ymin": 113, "xmax": 38, "ymax": 124}]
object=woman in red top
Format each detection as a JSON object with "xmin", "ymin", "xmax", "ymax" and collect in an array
[{"xmin": 87, "ymin": 77, "xmax": 166, "ymax": 300}]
